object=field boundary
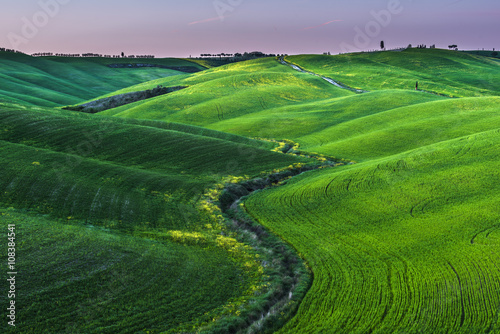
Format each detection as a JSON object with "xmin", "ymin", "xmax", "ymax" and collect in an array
[{"xmin": 216, "ymin": 152, "xmax": 346, "ymax": 332}]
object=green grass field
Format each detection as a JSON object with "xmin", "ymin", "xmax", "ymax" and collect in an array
[
  {"xmin": 0, "ymin": 98, "xmax": 307, "ymax": 332},
  {"xmin": 83, "ymin": 49, "xmax": 499, "ymax": 163},
  {"xmin": 245, "ymin": 128, "xmax": 500, "ymax": 333},
  {"xmin": 285, "ymin": 49, "xmax": 500, "ymax": 97},
  {"xmin": 1, "ymin": 208, "xmax": 249, "ymax": 333},
  {"xmin": 0, "ymin": 52, "xmax": 205, "ymax": 107},
  {"xmin": 94, "ymin": 58, "xmax": 354, "ymax": 126},
  {"xmin": 1, "ymin": 48, "xmax": 499, "ymax": 333}
]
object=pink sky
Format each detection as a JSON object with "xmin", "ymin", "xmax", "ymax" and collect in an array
[{"xmin": 1, "ymin": 0, "xmax": 498, "ymax": 57}]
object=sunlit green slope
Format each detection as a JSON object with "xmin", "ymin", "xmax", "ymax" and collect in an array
[
  {"xmin": 96, "ymin": 58, "xmax": 353, "ymax": 125},
  {"xmin": 286, "ymin": 48, "xmax": 500, "ymax": 97},
  {"xmin": 2, "ymin": 48, "xmax": 499, "ymax": 334},
  {"xmin": 246, "ymin": 128, "xmax": 500, "ymax": 333},
  {"xmin": 0, "ymin": 104, "xmax": 301, "ymax": 227},
  {"xmin": 92, "ymin": 51, "xmax": 500, "ymax": 159},
  {"xmin": 297, "ymin": 96, "xmax": 500, "ymax": 161}
]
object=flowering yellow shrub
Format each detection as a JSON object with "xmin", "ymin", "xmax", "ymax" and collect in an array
[
  {"xmin": 167, "ymin": 230, "xmax": 207, "ymax": 244},
  {"xmin": 215, "ymin": 235, "xmax": 239, "ymax": 250}
]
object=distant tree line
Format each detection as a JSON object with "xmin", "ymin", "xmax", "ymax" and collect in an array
[
  {"xmin": 0, "ymin": 48, "xmax": 155, "ymax": 59},
  {"xmin": 31, "ymin": 53, "xmax": 82, "ymax": 57},
  {"xmin": 414, "ymin": 44, "xmax": 436, "ymax": 49},
  {"xmin": 199, "ymin": 51, "xmax": 278, "ymax": 59},
  {"xmin": 125, "ymin": 55, "xmax": 155, "ymax": 59},
  {"xmin": 0, "ymin": 47, "xmax": 26, "ymax": 54},
  {"xmin": 200, "ymin": 53, "xmax": 234, "ymax": 57},
  {"xmin": 30, "ymin": 52, "xmax": 155, "ymax": 58}
]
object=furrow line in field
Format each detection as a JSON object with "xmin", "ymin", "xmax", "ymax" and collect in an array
[
  {"xmin": 468, "ymin": 256, "xmax": 497, "ymax": 323},
  {"xmin": 447, "ymin": 261, "xmax": 466, "ymax": 327}
]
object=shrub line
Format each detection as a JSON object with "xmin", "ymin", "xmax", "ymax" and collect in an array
[
  {"xmin": 214, "ymin": 150, "xmax": 346, "ymax": 333},
  {"xmin": 62, "ymin": 85, "xmax": 187, "ymax": 114}
]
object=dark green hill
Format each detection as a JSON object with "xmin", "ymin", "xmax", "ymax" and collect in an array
[
  {"xmin": 0, "ymin": 52, "xmax": 205, "ymax": 107},
  {"xmin": 0, "ymin": 104, "xmax": 306, "ymax": 333}
]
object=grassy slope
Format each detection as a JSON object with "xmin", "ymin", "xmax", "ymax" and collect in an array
[
  {"xmin": 1, "ymin": 208, "xmax": 246, "ymax": 334},
  {"xmin": 97, "ymin": 58, "xmax": 353, "ymax": 126},
  {"xmin": 2, "ymin": 49, "xmax": 499, "ymax": 333},
  {"xmin": 299, "ymin": 95, "xmax": 500, "ymax": 161},
  {"xmin": 0, "ymin": 104, "xmax": 304, "ymax": 227},
  {"xmin": 211, "ymin": 90, "xmax": 444, "ymax": 142},
  {"xmin": 463, "ymin": 50, "xmax": 500, "ymax": 59},
  {"xmin": 0, "ymin": 52, "xmax": 205, "ymax": 107},
  {"xmin": 286, "ymin": 49, "xmax": 500, "ymax": 97},
  {"xmin": 246, "ymin": 128, "xmax": 500, "ymax": 333},
  {"xmin": 235, "ymin": 50, "xmax": 500, "ymax": 333},
  {"xmin": 0, "ymin": 104, "xmax": 305, "ymax": 333},
  {"xmin": 67, "ymin": 51, "xmax": 500, "ymax": 334},
  {"xmin": 92, "ymin": 51, "xmax": 499, "ymax": 156}
]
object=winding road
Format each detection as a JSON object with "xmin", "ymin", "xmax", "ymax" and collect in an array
[
  {"xmin": 279, "ymin": 56, "xmax": 456, "ymax": 98},
  {"xmin": 278, "ymin": 56, "xmax": 368, "ymax": 93}
]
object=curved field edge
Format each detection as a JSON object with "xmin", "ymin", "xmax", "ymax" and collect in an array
[
  {"xmin": 214, "ymin": 160, "xmax": 350, "ymax": 332},
  {"xmin": 0, "ymin": 152, "xmax": 314, "ymax": 333},
  {"xmin": 245, "ymin": 128, "xmax": 500, "ymax": 333}
]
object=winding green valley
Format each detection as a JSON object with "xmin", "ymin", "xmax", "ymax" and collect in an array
[{"xmin": 1, "ymin": 48, "xmax": 499, "ymax": 333}]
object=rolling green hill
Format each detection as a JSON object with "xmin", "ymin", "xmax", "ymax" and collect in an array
[
  {"xmin": 0, "ymin": 52, "xmax": 205, "ymax": 107},
  {"xmin": 1, "ymin": 207, "xmax": 249, "ymax": 334},
  {"xmin": 86, "ymin": 51, "xmax": 499, "ymax": 164},
  {"xmin": 238, "ymin": 50, "xmax": 500, "ymax": 333},
  {"xmin": 0, "ymin": 105, "xmax": 303, "ymax": 230},
  {"xmin": 1, "ymin": 48, "xmax": 499, "ymax": 333},
  {"xmin": 286, "ymin": 49, "xmax": 500, "ymax": 97},
  {"xmin": 246, "ymin": 128, "xmax": 500, "ymax": 333},
  {"xmin": 0, "ymin": 103, "xmax": 308, "ymax": 333},
  {"xmin": 93, "ymin": 58, "xmax": 354, "ymax": 125},
  {"xmin": 297, "ymin": 95, "xmax": 500, "ymax": 161}
]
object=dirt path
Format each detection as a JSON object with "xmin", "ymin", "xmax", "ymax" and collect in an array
[
  {"xmin": 279, "ymin": 56, "xmax": 456, "ymax": 98},
  {"xmin": 278, "ymin": 56, "xmax": 368, "ymax": 94}
]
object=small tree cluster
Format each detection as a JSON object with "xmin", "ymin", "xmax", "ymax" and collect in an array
[
  {"xmin": 30, "ymin": 52, "xmax": 155, "ymax": 59},
  {"xmin": 0, "ymin": 47, "xmax": 26, "ymax": 54},
  {"xmin": 32, "ymin": 52, "xmax": 54, "ymax": 57},
  {"xmin": 54, "ymin": 53, "xmax": 81, "ymax": 57},
  {"xmin": 82, "ymin": 53, "xmax": 104, "ymax": 57},
  {"xmin": 121, "ymin": 53, "xmax": 155, "ymax": 58},
  {"xmin": 199, "ymin": 51, "xmax": 277, "ymax": 59},
  {"xmin": 201, "ymin": 53, "xmax": 234, "ymax": 58}
]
